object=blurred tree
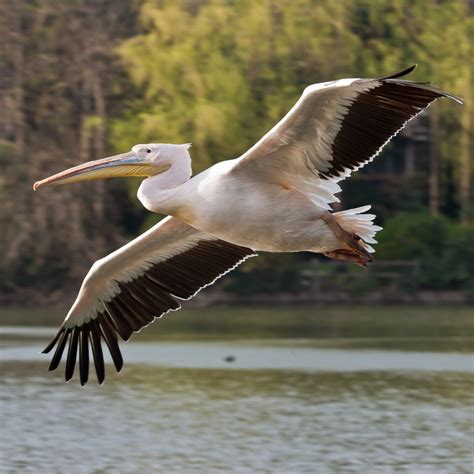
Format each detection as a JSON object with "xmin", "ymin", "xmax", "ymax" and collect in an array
[
  {"xmin": 348, "ymin": 0, "xmax": 472, "ymax": 220},
  {"xmin": 0, "ymin": 0, "xmax": 137, "ymax": 302},
  {"xmin": 113, "ymin": 0, "xmax": 359, "ymax": 169},
  {"xmin": 0, "ymin": 0, "xmax": 470, "ymax": 304}
]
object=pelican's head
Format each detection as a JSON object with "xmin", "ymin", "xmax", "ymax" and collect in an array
[{"xmin": 33, "ymin": 143, "xmax": 191, "ymax": 190}]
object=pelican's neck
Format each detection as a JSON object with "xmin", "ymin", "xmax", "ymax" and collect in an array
[{"xmin": 137, "ymin": 153, "xmax": 192, "ymax": 214}]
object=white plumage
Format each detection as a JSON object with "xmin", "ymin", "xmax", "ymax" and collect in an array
[{"xmin": 33, "ymin": 65, "xmax": 462, "ymax": 384}]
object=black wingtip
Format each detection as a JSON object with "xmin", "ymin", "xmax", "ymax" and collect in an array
[
  {"xmin": 44, "ymin": 315, "xmax": 125, "ymax": 384},
  {"xmin": 65, "ymin": 327, "xmax": 79, "ymax": 382},
  {"xmin": 42, "ymin": 327, "xmax": 64, "ymax": 354},
  {"xmin": 89, "ymin": 319, "xmax": 106, "ymax": 384},
  {"xmin": 440, "ymin": 91, "xmax": 464, "ymax": 105},
  {"xmin": 98, "ymin": 314, "xmax": 124, "ymax": 373},
  {"xmin": 379, "ymin": 64, "xmax": 463, "ymax": 105},
  {"xmin": 380, "ymin": 65, "xmax": 417, "ymax": 80},
  {"xmin": 79, "ymin": 326, "xmax": 90, "ymax": 386},
  {"xmin": 48, "ymin": 329, "xmax": 70, "ymax": 371}
]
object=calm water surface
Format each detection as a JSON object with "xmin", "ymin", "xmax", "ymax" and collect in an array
[{"xmin": 1, "ymin": 327, "xmax": 473, "ymax": 473}]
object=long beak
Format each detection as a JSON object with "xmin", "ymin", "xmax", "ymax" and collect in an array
[{"xmin": 33, "ymin": 152, "xmax": 169, "ymax": 190}]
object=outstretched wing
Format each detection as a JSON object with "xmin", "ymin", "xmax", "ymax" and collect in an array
[
  {"xmin": 232, "ymin": 65, "xmax": 462, "ymax": 209},
  {"xmin": 43, "ymin": 217, "xmax": 256, "ymax": 384}
]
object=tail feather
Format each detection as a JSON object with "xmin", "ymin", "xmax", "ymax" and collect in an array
[{"xmin": 333, "ymin": 206, "xmax": 382, "ymax": 253}]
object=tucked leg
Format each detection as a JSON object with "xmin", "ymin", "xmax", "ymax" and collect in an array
[{"xmin": 320, "ymin": 212, "xmax": 373, "ymax": 267}]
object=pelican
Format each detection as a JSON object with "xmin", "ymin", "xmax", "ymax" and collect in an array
[{"xmin": 33, "ymin": 65, "xmax": 462, "ymax": 384}]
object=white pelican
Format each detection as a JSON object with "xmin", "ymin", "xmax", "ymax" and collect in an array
[{"xmin": 33, "ymin": 65, "xmax": 462, "ymax": 384}]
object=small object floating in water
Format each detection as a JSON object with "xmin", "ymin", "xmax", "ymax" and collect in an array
[{"xmin": 224, "ymin": 355, "xmax": 236, "ymax": 363}]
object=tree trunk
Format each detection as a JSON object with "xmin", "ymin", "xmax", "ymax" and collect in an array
[
  {"xmin": 1, "ymin": 0, "xmax": 26, "ymax": 156},
  {"xmin": 429, "ymin": 108, "xmax": 440, "ymax": 215},
  {"xmin": 459, "ymin": 71, "xmax": 473, "ymax": 224},
  {"xmin": 404, "ymin": 136, "xmax": 416, "ymax": 178},
  {"xmin": 11, "ymin": 1, "xmax": 25, "ymax": 156}
]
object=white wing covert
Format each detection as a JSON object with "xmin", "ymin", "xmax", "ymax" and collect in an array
[{"xmin": 42, "ymin": 217, "xmax": 256, "ymax": 384}]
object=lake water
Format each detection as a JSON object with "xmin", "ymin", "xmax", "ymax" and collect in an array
[{"xmin": 1, "ymin": 327, "xmax": 473, "ymax": 473}]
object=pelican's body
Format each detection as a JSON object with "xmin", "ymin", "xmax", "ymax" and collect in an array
[
  {"xmin": 139, "ymin": 158, "xmax": 335, "ymax": 252},
  {"xmin": 33, "ymin": 66, "xmax": 462, "ymax": 384}
]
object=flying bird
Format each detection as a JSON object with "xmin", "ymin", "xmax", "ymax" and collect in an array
[{"xmin": 33, "ymin": 65, "xmax": 462, "ymax": 384}]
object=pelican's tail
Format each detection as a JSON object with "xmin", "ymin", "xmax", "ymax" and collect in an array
[{"xmin": 333, "ymin": 205, "xmax": 382, "ymax": 253}]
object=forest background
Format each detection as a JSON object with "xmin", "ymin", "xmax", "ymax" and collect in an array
[{"xmin": 0, "ymin": 0, "xmax": 472, "ymax": 306}]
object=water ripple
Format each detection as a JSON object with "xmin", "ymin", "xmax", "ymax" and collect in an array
[{"xmin": 1, "ymin": 362, "xmax": 473, "ymax": 473}]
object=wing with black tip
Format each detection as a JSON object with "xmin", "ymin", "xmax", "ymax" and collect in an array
[
  {"xmin": 43, "ymin": 217, "xmax": 256, "ymax": 385},
  {"xmin": 232, "ymin": 65, "xmax": 462, "ymax": 209}
]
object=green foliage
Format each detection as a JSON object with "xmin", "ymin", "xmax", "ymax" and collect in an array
[
  {"xmin": 348, "ymin": 0, "xmax": 473, "ymax": 181},
  {"xmin": 377, "ymin": 212, "xmax": 474, "ymax": 291},
  {"xmin": 2, "ymin": 0, "xmax": 472, "ymax": 303},
  {"xmin": 377, "ymin": 212, "xmax": 450, "ymax": 260},
  {"xmin": 225, "ymin": 253, "xmax": 309, "ymax": 295},
  {"xmin": 111, "ymin": 0, "xmax": 360, "ymax": 172}
]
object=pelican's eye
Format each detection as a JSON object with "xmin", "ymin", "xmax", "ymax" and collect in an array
[{"xmin": 146, "ymin": 148, "xmax": 151, "ymax": 154}]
